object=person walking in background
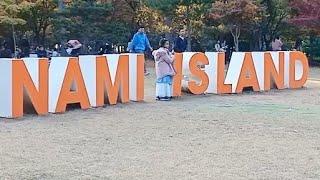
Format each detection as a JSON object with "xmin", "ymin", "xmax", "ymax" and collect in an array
[
  {"xmin": 221, "ymin": 40, "xmax": 228, "ymax": 52},
  {"xmin": 272, "ymin": 36, "xmax": 283, "ymax": 51},
  {"xmin": 129, "ymin": 26, "xmax": 153, "ymax": 76},
  {"xmin": 15, "ymin": 46, "xmax": 22, "ymax": 58},
  {"xmin": 173, "ymin": 28, "xmax": 188, "ymax": 53},
  {"xmin": 0, "ymin": 42, "xmax": 12, "ymax": 58},
  {"xmin": 98, "ymin": 42, "xmax": 112, "ymax": 55},
  {"xmin": 127, "ymin": 41, "xmax": 132, "ymax": 53},
  {"xmin": 20, "ymin": 39, "xmax": 30, "ymax": 58},
  {"xmin": 153, "ymin": 39, "xmax": 175, "ymax": 101},
  {"xmin": 36, "ymin": 45, "xmax": 47, "ymax": 58},
  {"xmin": 215, "ymin": 40, "xmax": 221, "ymax": 52},
  {"xmin": 51, "ymin": 48, "xmax": 60, "ymax": 57},
  {"xmin": 215, "ymin": 40, "xmax": 227, "ymax": 52},
  {"xmin": 294, "ymin": 38, "xmax": 303, "ymax": 51}
]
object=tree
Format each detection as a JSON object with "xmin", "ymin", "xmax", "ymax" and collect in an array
[
  {"xmin": 20, "ymin": 0, "xmax": 57, "ymax": 45},
  {"xmin": 52, "ymin": 0, "xmax": 133, "ymax": 53},
  {"xmin": 174, "ymin": 1, "xmax": 212, "ymax": 51},
  {"xmin": 210, "ymin": 0, "xmax": 261, "ymax": 51},
  {"xmin": 259, "ymin": 0, "xmax": 290, "ymax": 50},
  {"xmin": 144, "ymin": 0, "xmax": 213, "ymax": 51},
  {"xmin": 0, "ymin": 0, "xmax": 26, "ymax": 53},
  {"xmin": 135, "ymin": 3, "xmax": 170, "ymax": 34},
  {"xmin": 53, "ymin": 0, "xmax": 112, "ymax": 44},
  {"xmin": 289, "ymin": 0, "xmax": 320, "ymax": 32},
  {"xmin": 110, "ymin": 0, "xmax": 140, "ymax": 27},
  {"xmin": 289, "ymin": 0, "xmax": 320, "ymax": 61}
]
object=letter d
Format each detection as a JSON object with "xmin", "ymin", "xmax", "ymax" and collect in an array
[{"xmin": 289, "ymin": 51, "xmax": 309, "ymax": 89}]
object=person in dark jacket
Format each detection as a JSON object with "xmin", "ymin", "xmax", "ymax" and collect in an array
[
  {"xmin": 36, "ymin": 46, "xmax": 47, "ymax": 58},
  {"xmin": 174, "ymin": 28, "xmax": 188, "ymax": 53},
  {"xmin": 294, "ymin": 38, "xmax": 303, "ymax": 51},
  {"xmin": 0, "ymin": 42, "xmax": 12, "ymax": 58},
  {"xmin": 20, "ymin": 39, "xmax": 30, "ymax": 58},
  {"xmin": 98, "ymin": 43, "xmax": 112, "ymax": 55}
]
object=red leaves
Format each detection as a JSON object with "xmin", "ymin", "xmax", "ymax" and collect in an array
[
  {"xmin": 289, "ymin": 0, "xmax": 320, "ymax": 29},
  {"xmin": 209, "ymin": 0, "xmax": 260, "ymax": 25}
]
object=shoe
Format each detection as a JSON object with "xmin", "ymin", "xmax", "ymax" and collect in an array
[
  {"xmin": 144, "ymin": 71, "xmax": 150, "ymax": 76},
  {"xmin": 160, "ymin": 97, "xmax": 170, "ymax": 101}
]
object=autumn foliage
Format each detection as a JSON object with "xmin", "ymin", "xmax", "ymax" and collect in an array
[
  {"xmin": 289, "ymin": 0, "xmax": 320, "ymax": 31},
  {"xmin": 210, "ymin": 0, "xmax": 260, "ymax": 51}
]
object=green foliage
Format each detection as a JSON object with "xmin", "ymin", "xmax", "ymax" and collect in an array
[
  {"xmin": 0, "ymin": 0, "xmax": 27, "ymax": 52},
  {"xmin": 211, "ymin": 0, "xmax": 261, "ymax": 51},
  {"xmin": 145, "ymin": 0, "xmax": 213, "ymax": 34},
  {"xmin": 143, "ymin": 0, "xmax": 214, "ymax": 50},
  {"xmin": 51, "ymin": 0, "xmax": 133, "ymax": 53},
  {"xmin": 0, "ymin": 0, "xmax": 26, "ymax": 26},
  {"xmin": 258, "ymin": 0, "xmax": 291, "ymax": 48},
  {"xmin": 53, "ymin": 0, "xmax": 112, "ymax": 40},
  {"xmin": 303, "ymin": 36, "xmax": 320, "ymax": 62},
  {"xmin": 0, "ymin": 0, "xmax": 318, "ymax": 61},
  {"xmin": 135, "ymin": 4, "xmax": 170, "ymax": 34},
  {"xmin": 19, "ymin": 0, "xmax": 57, "ymax": 45}
]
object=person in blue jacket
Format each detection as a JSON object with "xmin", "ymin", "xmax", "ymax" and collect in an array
[{"xmin": 129, "ymin": 26, "xmax": 153, "ymax": 75}]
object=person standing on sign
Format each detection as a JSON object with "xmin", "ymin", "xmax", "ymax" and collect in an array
[
  {"xmin": 153, "ymin": 39, "xmax": 176, "ymax": 101},
  {"xmin": 130, "ymin": 26, "xmax": 153, "ymax": 76},
  {"xmin": 66, "ymin": 40, "xmax": 82, "ymax": 57},
  {"xmin": 173, "ymin": 28, "xmax": 188, "ymax": 53}
]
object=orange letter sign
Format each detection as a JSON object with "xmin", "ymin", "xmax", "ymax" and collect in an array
[
  {"xmin": 12, "ymin": 59, "xmax": 48, "ymax": 118},
  {"xmin": 173, "ymin": 53, "xmax": 183, "ymax": 97},
  {"xmin": 264, "ymin": 52, "xmax": 284, "ymax": 90},
  {"xmin": 188, "ymin": 53, "xmax": 209, "ymax": 95},
  {"xmin": 289, "ymin": 51, "xmax": 309, "ymax": 89},
  {"xmin": 217, "ymin": 53, "xmax": 232, "ymax": 94},
  {"xmin": 96, "ymin": 55, "xmax": 129, "ymax": 106},
  {"xmin": 236, "ymin": 53, "xmax": 260, "ymax": 93},
  {"xmin": 55, "ymin": 58, "xmax": 90, "ymax": 113}
]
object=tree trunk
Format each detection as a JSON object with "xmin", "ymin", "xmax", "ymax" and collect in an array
[
  {"xmin": 186, "ymin": 33, "xmax": 192, "ymax": 52},
  {"xmin": 231, "ymin": 26, "xmax": 240, "ymax": 52},
  {"xmin": 259, "ymin": 34, "xmax": 264, "ymax": 50},
  {"xmin": 40, "ymin": 25, "xmax": 48, "ymax": 46},
  {"xmin": 263, "ymin": 34, "xmax": 271, "ymax": 51},
  {"xmin": 35, "ymin": 32, "xmax": 40, "ymax": 46},
  {"xmin": 12, "ymin": 24, "xmax": 17, "ymax": 58},
  {"xmin": 186, "ymin": 5, "xmax": 192, "ymax": 52},
  {"xmin": 234, "ymin": 36, "xmax": 239, "ymax": 52}
]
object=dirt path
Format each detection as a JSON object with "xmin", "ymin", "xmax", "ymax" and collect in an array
[{"xmin": 0, "ymin": 66, "xmax": 319, "ymax": 179}]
